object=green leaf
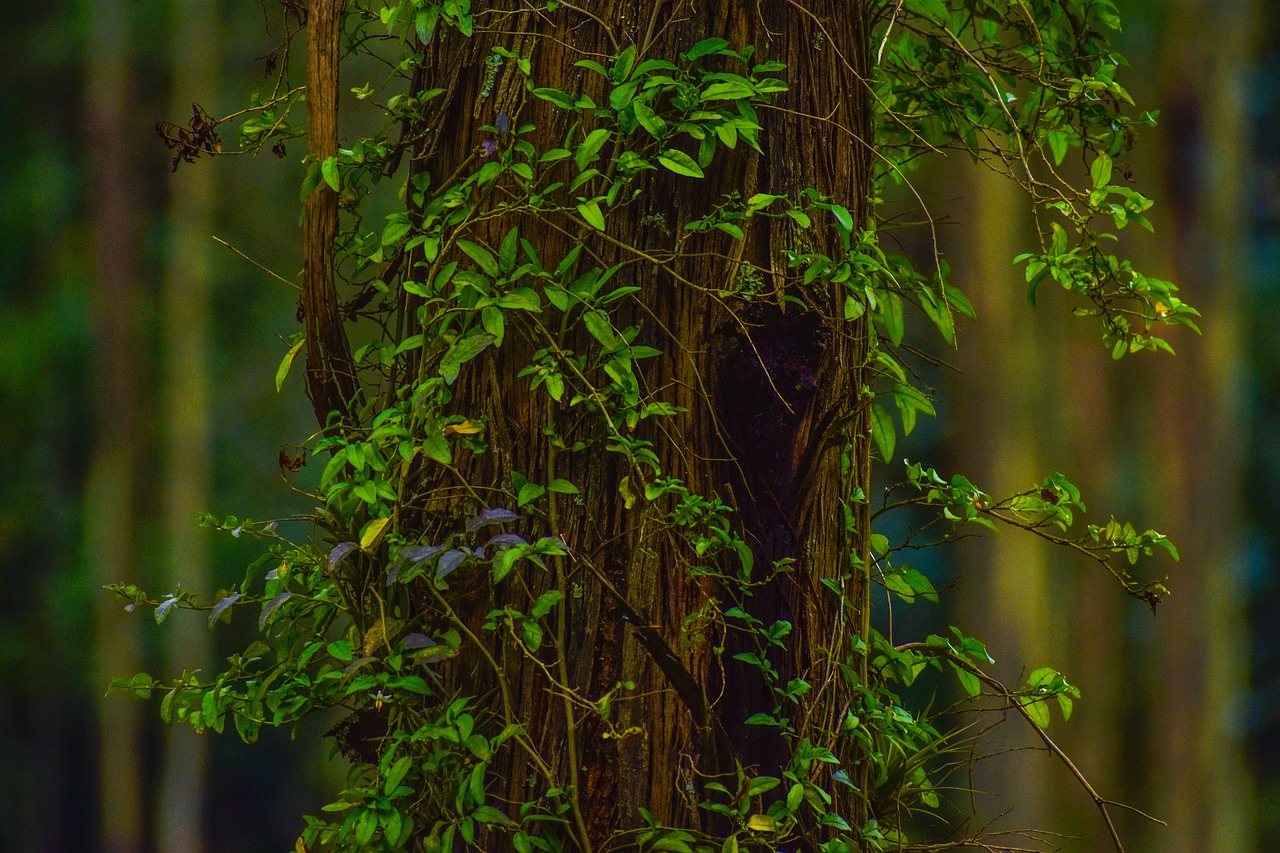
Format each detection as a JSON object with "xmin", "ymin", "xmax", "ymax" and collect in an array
[
  {"xmin": 423, "ymin": 433, "xmax": 452, "ymax": 464},
  {"xmin": 498, "ymin": 227, "xmax": 519, "ymax": 273},
  {"xmin": 497, "ymin": 288, "xmax": 541, "ymax": 311},
  {"xmin": 944, "ymin": 284, "xmax": 976, "ymax": 320},
  {"xmin": 830, "ymin": 204, "xmax": 854, "ymax": 234},
  {"xmin": 517, "ymin": 482, "xmax": 546, "ymax": 507},
  {"xmin": 609, "ymin": 80, "xmax": 640, "ymax": 111},
  {"xmin": 1046, "ymin": 129, "xmax": 1068, "ymax": 165},
  {"xmin": 918, "ymin": 288, "xmax": 954, "ymax": 345},
  {"xmin": 361, "ymin": 516, "xmax": 392, "ymax": 552},
  {"xmin": 583, "ymin": 310, "xmax": 617, "ymax": 347},
  {"xmin": 904, "ymin": 0, "xmax": 947, "ymax": 23},
  {"xmin": 871, "ymin": 402, "xmax": 896, "ymax": 462},
  {"xmin": 701, "ymin": 80, "xmax": 756, "ymax": 101},
  {"xmin": 953, "ymin": 664, "xmax": 981, "ymax": 698},
  {"xmin": 634, "ymin": 101, "xmax": 667, "ymax": 138},
  {"xmin": 612, "ymin": 44, "xmax": 637, "ymax": 81},
  {"xmin": 531, "ymin": 87, "xmax": 578, "ymax": 110},
  {"xmin": 321, "ymin": 156, "xmax": 340, "ymax": 191},
  {"xmin": 684, "ymin": 37, "xmax": 729, "ymax": 60},
  {"xmin": 657, "ymin": 149, "xmax": 704, "ymax": 178},
  {"xmin": 299, "ymin": 161, "xmax": 323, "ymax": 201},
  {"xmin": 481, "ymin": 305, "xmax": 505, "ymax": 345},
  {"xmin": 574, "ymin": 128, "xmax": 611, "ymax": 170},
  {"xmin": 472, "ymin": 805, "xmax": 513, "ymax": 826},
  {"xmin": 547, "ymin": 478, "xmax": 579, "ymax": 495},
  {"xmin": 439, "ymin": 332, "xmax": 497, "ymax": 384},
  {"xmin": 275, "ymin": 336, "xmax": 305, "ymax": 393},
  {"xmin": 1021, "ymin": 695, "xmax": 1051, "ymax": 729},
  {"xmin": 880, "ymin": 291, "xmax": 904, "ymax": 346},
  {"xmin": 577, "ymin": 199, "xmax": 606, "ymax": 231},
  {"xmin": 493, "ymin": 546, "xmax": 525, "ymax": 584},
  {"xmin": 385, "ymin": 755, "xmax": 413, "ymax": 795},
  {"xmin": 714, "ymin": 221, "xmax": 744, "ymax": 240},
  {"xmin": 382, "ymin": 214, "xmax": 412, "ymax": 246},
  {"xmin": 457, "ymin": 240, "xmax": 499, "ymax": 277},
  {"xmin": 1091, "ymin": 152, "xmax": 1113, "ymax": 190}
]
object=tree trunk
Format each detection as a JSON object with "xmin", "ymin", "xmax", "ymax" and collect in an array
[
  {"xmin": 155, "ymin": 0, "xmax": 220, "ymax": 848},
  {"xmin": 1136, "ymin": 0, "xmax": 1256, "ymax": 848},
  {"xmin": 86, "ymin": 0, "xmax": 146, "ymax": 848},
  {"xmin": 304, "ymin": 1, "xmax": 874, "ymax": 846}
]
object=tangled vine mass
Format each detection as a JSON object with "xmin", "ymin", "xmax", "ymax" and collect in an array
[{"xmin": 124, "ymin": 1, "xmax": 1191, "ymax": 851}]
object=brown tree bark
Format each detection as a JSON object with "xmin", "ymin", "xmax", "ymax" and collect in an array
[
  {"xmin": 304, "ymin": 2, "xmax": 874, "ymax": 846},
  {"xmin": 303, "ymin": 0, "xmax": 357, "ymax": 426}
]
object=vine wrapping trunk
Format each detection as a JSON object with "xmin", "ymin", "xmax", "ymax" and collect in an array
[{"xmin": 128, "ymin": 1, "xmax": 1195, "ymax": 850}]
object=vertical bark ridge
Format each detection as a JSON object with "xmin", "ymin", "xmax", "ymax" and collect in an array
[{"xmin": 303, "ymin": 0, "xmax": 358, "ymax": 426}]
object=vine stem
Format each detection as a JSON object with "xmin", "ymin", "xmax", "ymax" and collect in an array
[
  {"xmin": 897, "ymin": 643, "xmax": 1168, "ymax": 853},
  {"xmin": 545, "ymin": 403, "xmax": 594, "ymax": 853},
  {"xmin": 424, "ymin": 583, "xmax": 558, "ymax": 787}
]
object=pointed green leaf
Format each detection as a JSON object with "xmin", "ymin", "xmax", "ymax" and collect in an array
[
  {"xmin": 1091, "ymin": 152, "xmax": 1113, "ymax": 190},
  {"xmin": 574, "ymin": 128, "xmax": 611, "ymax": 171},
  {"xmin": 498, "ymin": 227, "xmax": 519, "ymax": 273},
  {"xmin": 321, "ymin": 156, "xmax": 340, "ymax": 191},
  {"xmin": 275, "ymin": 336, "xmax": 306, "ymax": 393},
  {"xmin": 657, "ymin": 149, "xmax": 704, "ymax": 178},
  {"xmin": 871, "ymin": 402, "xmax": 896, "ymax": 462},
  {"xmin": 457, "ymin": 240, "xmax": 499, "ymax": 277},
  {"xmin": 577, "ymin": 199, "xmax": 606, "ymax": 231}
]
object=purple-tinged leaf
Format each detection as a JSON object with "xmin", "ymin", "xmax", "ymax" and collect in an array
[
  {"xmin": 436, "ymin": 549, "xmax": 468, "ymax": 579},
  {"xmin": 387, "ymin": 544, "xmax": 445, "ymax": 585},
  {"xmin": 343, "ymin": 655, "xmax": 374, "ymax": 676},
  {"xmin": 328, "ymin": 541, "xmax": 358, "ymax": 572},
  {"xmin": 466, "ymin": 507, "xmax": 519, "ymax": 533},
  {"xmin": 485, "ymin": 532, "xmax": 527, "ymax": 551},
  {"xmin": 399, "ymin": 544, "xmax": 445, "ymax": 563},
  {"xmin": 155, "ymin": 596, "xmax": 181, "ymax": 626},
  {"xmin": 402, "ymin": 633, "xmax": 436, "ymax": 650},
  {"xmin": 258, "ymin": 591, "xmax": 293, "ymax": 630},
  {"xmin": 209, "ymin": 591, "xmax": 242, "ymax": 628}
]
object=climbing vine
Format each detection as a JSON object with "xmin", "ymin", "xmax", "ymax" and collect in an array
[{"xmin": 126, "ymin": 1, "xmax": 1190, "ymax": 851}]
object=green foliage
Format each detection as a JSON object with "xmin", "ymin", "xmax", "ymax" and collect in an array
[{"xmin": 123, "ymin": 2, "xmax": 1185, "ymax": 851}]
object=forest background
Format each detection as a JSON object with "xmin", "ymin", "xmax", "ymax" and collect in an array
[{"xmin": 0, "ymin": 0, "xmax": 1276, "ymax": 850}]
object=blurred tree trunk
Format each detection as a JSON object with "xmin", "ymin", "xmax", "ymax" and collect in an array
[
  {"xmin": 85, "ymin": 0, "xmax": 146, "ymax": 848},
  {"xmin": 1134, "ymin": 0, "xmax": 1256, "ymax": 849},
  {"xmin": 155, "ymin": 1, "xmax": 220, "ymax": 849},
  {"xmin": 949, "ymin": 163, "xmax": 1060, "ymax": 834},
  {"xmin": 947, "ymin": 0, "xmax": 1259, "ymax": 848}
]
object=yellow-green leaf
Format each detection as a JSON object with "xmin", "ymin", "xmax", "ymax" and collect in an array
[
  {"xmin": 360, "ymin": 516, "xmax": 392, "ymax": 552},
  {"xmin": 275, "ymin": 336, "xmax": 306, "ymax": 393}
]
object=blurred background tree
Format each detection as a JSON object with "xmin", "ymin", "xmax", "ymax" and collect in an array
[{"xmin": 0, "ymin": 0, "xmax": 1275, "ymax": 850}]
